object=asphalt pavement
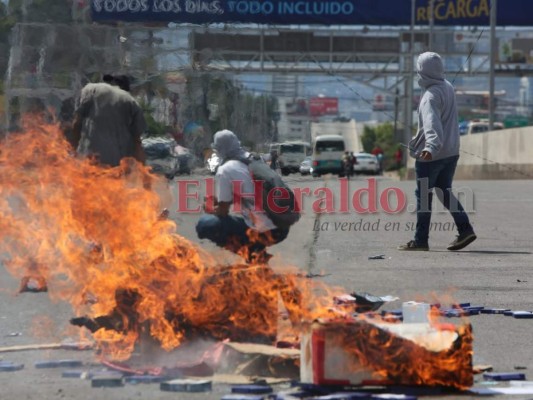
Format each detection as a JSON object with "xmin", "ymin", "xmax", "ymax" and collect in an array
[{"xmin": 1, "ymin": 172, "xmax": 532, "ymax": 400}]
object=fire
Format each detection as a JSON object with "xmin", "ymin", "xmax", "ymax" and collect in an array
[
  {"xmin": 347, "ymin": 321, "xmax": 472, "ymax": 389},
  {"xmin": 0, "ymin": 118, "xmax": 340, "ymax": 360},
  {"xmin": 0, "ymin": 118, "xmax": 474, "ymax": 390},
  {"xmin": 303, "ymin": 318, "xmax": 473, "ymax": 390}
]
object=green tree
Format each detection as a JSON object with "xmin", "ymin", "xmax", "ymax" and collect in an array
[
  {"xmin": 361, "ymin": 122, "xmax": 399, "ymax": 170},
  {"xmin": 181, "ymin": 72, "xmax": 277, "ymax": 154},
  {"xmin": 361, "ymin": 125, "xmax": 377, "ymax": 153}
]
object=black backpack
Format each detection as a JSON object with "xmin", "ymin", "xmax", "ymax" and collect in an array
[{"xmin": 240, "ymin": 154, "xmax": 301, "ymax": 230}]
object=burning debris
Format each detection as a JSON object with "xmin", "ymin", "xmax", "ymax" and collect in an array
[
  {"xmin": 70, "ymin": 288, "xmax": 142, "ymax": 334},
  {"xmin": 70, "ymin": 265, "xmax": 304, "ymax": 346},
  {"xmin": 0, "ymin": 120, "xmax": 329, "ymax": 358},
  {"xmin": 0, "ymin": 119, "xmax": 476, "ymax": 392},
  {"xmin": 301, "ymin": 318, "xmax": 473, "ymax": 390}
]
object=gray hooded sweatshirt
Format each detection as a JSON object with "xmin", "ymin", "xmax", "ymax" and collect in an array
[
  {"xmin": 408, "ymin": 52, "xmax": 460, "ymax": 161},
  {"xmin": 212, "ymin": 129, "xmax": 248, "ymax": 164}
]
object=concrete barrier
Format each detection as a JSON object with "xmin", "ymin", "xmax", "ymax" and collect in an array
[{"xmin": 407, "ymin": 126, "xmax": 533, "ymax": 180}]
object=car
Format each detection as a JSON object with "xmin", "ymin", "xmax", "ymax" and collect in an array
[
  {"xmin": 299, "ymin": 156, "xmax": 313, "ymax": 175},
  {"xmin": 462, "ymin": 120, "xmax": 504, "ymax": 135},
  {"xmin": 142, "ymin": 137, "xmax": 193, "ymax": 179},
  {"xmin": 458, "ymin": 121, "xmax": 469, "ymax": 136},
  {"xmin": 352, "ymin": 152, "xmax": 380, "ymax": 175}
]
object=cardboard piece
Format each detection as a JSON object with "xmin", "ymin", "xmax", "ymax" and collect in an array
[{"xmin": 300, "ymin": 319, "xmax": 473, "ymax": 389}]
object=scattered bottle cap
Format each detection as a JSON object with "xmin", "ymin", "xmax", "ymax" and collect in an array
[
  {"xmin": 231, "ymin": 384, "xmax": 273, "ymax": 394},
  {"xmin": 513, "ymin": 311, "xmax": 533, "ymax": 319},
  {"xmin": 0, "ymin": 362, "xmax": 24, "ymax": 372},
  {"xmin": 61, "ymin": 370, "xmax": 86, "ymax": 379},
  {"xmin": 484, "ymin": 372, "xmax": 526, "ymax": 381},
  {"xmin": 160, "ymin": 379, "xmax": 212, "ymax": 392},
  {"xmin": 58, "ymin": 359, "xmax": 83, "ymax": 368},
  {"xmin": 372, "ymin": 394, "xmax": 417, "ymax": 400},
  {"xmin": 34, "ymin": 361, "xmax": 60, "ymax": 369},
  {"xmin": 91, "ymin": 375, "xmax": 124, "ymax": 388},
  {"xmin": 125, "ymin": 375, "xmax": 166, "ymax": 384},
  {"xmin": 221, "ymin": 395, "xmax": 264, "ymax": 400}
]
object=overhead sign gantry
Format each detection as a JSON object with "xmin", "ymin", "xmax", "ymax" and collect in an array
[{"xmin": 92, "ymin": 0, "xmax": 532, "ymax": 26}]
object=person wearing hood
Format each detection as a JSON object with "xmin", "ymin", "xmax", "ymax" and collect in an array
[
  {"xmin": 398, "ymin": 52, "xmax": 476, "ymax": 251},
  {"xmin": 195, "ymin": 130, "xmax": 289, "ymax": 264},
  {"xmin": 72, "ymin": 74, "xmax": 146, "ymax": 167}
]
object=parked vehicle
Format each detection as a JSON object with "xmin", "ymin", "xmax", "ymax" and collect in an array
[
  {"xmin": 299, "ymin": 156, "xmax": 313, "ymax": 175},
  {"xmin": 142, "ymin": 137, "xmax": 193, "ymax": 179},
  {"xmin": 458, "ymin": 121, "xmax": 469, "ymax": 136},
  {"xmin": 352, "ymin": 152, "xmax": 380, "ymax": 175},
  {"xmin": 270, "ymin": 141, "xmax": 311, "ymax": 176},
  {"xmin": 311, "ymin": 135, "xmax": 345, "ymax": 177},
  {"xmin": 461, "ymin": 120, "xmax": 504, "ymax": 135}
]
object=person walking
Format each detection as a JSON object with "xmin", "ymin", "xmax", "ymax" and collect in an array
[
  {"xmin": 349, "ymin": 152, "xmax": 357, "ymax": 177},
  {"xmin": 394, "ymin": 146, "xmax": 403, "ymax": 169},
  {"xmin": 398, "ymin": 52, "xmax": 476, "ymax": 251},
  {"xmin": 342, "ymin": 151, "xmax": 352, "ymax": 177},
  {"xmin": 270, "ymin": 149, "xmax": 279, "ymax": 171},
  {"xmin": 71, "ymin": 74, "xmax": 146, "ymax": 167},
  {"xmin": 196, "ymin": 130, "xmax": 290, "ymax": 264},
  {"xmin": 371, "ymin": 145, "xmax": 384, "ymax": 174}
]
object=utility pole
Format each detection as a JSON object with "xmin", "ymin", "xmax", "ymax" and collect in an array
[
  {"xmin": 394, "ymin": 88, "xmax": 400, "ymax": 142},
  {"xmin": 488, "ymin": 0, "xmax": 497, "ymax": 130},
  {"xmin": 403, "ymin": 0, "xmax": 416, "ymax": 164},
  {"xmin": 429, "ymin": 0, "xmax": 435, "ymax": 50}
]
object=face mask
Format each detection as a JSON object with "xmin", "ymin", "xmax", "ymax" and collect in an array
[{"xmin": 417, "ymin": 72, "xmax": 424, "ymax": 87}]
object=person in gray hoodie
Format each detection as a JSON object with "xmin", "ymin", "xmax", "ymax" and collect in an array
[
  {"xmin": 398, "ymin": 52, "xmax": 476, "ymax": 251},
  {"xmin": 196, "ymin": 130, "xmax": 289, "ymax": 264}
]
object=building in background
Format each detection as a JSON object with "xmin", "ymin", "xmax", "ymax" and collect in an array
[
  {"xmin": 310, "ymin": 119, "xmax": 361, "ymax": 154},
  {"xmin": 276, "ymin": 97, "xmax": 311, "ymax": 142},
  {"xmin": 277, "ymin": 95, "xmax": 340, "ymax": 143}
]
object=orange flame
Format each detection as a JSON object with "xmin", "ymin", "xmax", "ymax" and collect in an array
[
  {"xmin": 0, "ymin": 118, "xmax": 473, "ymax": 389},
  {"xmin": 326, "ymin": 319, "xmax": 473, "ymax": 390},
  {"xmin": 0, "ymin": 118, "xmax": 343, "ymax": 360}
]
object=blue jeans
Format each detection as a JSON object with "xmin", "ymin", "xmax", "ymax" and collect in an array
[
  {"xmin": 414, "ymin": 155, "xmax": 473, "ymax": 245},
  {"xmin": 196, "ymin": 214, "xmax": 289, "ymax": 260}
]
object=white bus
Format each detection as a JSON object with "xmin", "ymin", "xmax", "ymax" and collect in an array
[
  {"xmin": 311, "ymin": 135, "xmax": 345, "ymax": 177},
  {"xmin": 269, "ymin": 141, "xmax": 311, "ymax": 175}
]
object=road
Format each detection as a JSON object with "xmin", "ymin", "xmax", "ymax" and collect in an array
[{"xmin": 1, "ymin": 173, "xmax": 532, "ymax": 400}]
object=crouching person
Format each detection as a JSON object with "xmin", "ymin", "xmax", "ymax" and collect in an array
[{"xmin": 196, "ymin": 130, "xmax": 298, "ymax": 264}]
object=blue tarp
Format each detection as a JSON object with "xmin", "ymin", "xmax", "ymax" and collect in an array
[{"xmin": 91, "ymin": 0, "xmax": 533, "ymax": 26}]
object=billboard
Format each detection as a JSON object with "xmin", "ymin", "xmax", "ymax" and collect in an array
[
  {"xmin": 309, "ymin": 97, "xmax": 338, "ymax": 117},
  {"xmin": 91, "ymin": 0, "xmax": 533, "ymax": 26}
]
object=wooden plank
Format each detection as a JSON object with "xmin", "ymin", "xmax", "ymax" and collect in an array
[{"xmin": 0, "ymin": 342, "xmax": 93, "ymax": 353}]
